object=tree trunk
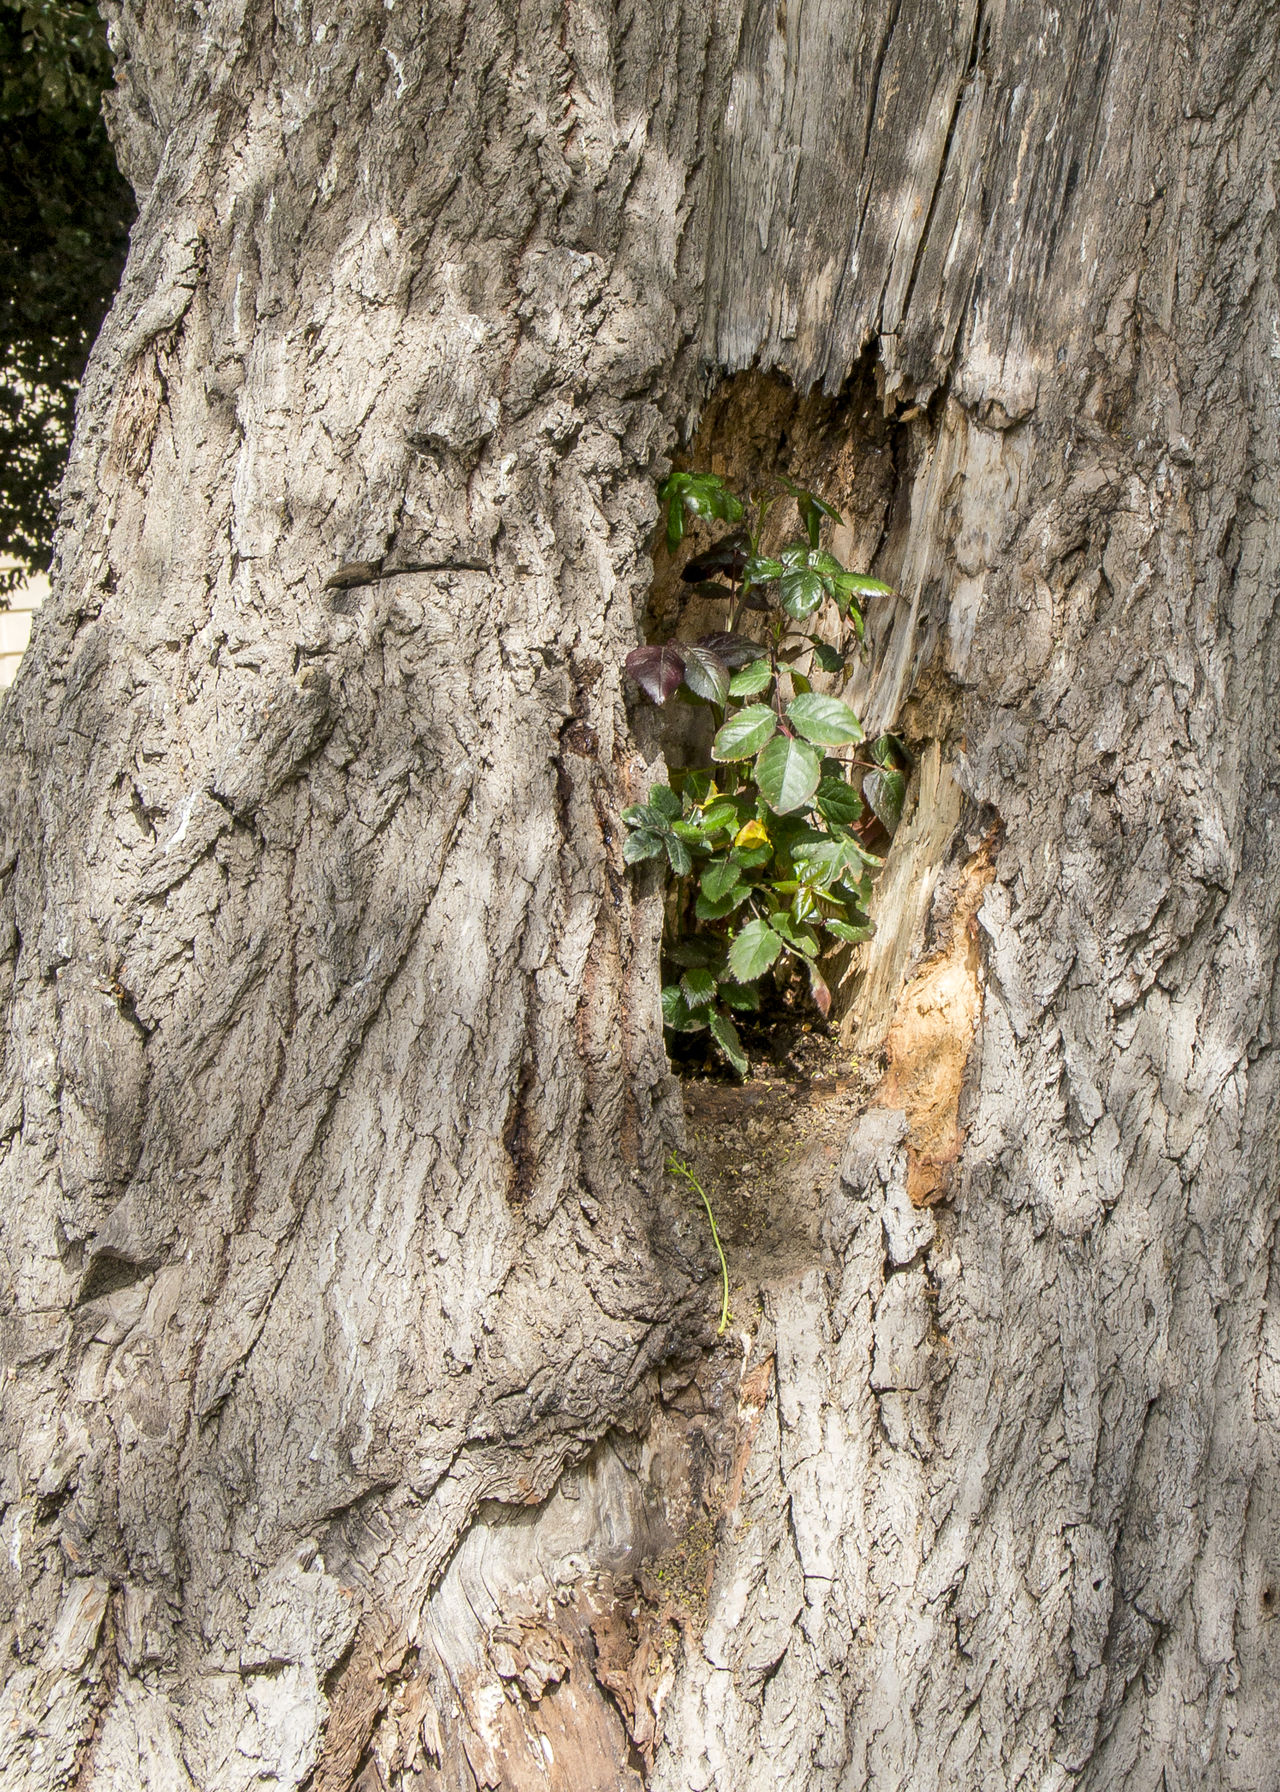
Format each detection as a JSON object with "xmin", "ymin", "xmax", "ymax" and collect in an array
[{"xmin": 3, "ymin": 2, "xmax": 1278, "ymax": 1788}]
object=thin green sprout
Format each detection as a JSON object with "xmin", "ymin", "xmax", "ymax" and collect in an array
[{"xmin": 667, "ymin": 1153, "xmax": 731, "ymax": 1334}]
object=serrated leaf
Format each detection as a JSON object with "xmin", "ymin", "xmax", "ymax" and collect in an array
[
  {"xmin": 863, "ymin": 766, "xmax": 907, "ymax": 834},
  {"xmin": 713, "ymin": 705, "xmax": 778, "ymax": 761},
  {"xmin": 755, "ymin": 734, "xmax": 821, "ymax": 814},
  {"xmin": 769, "ymin": 813, "xmax": 824, "ymax": 851},
  {"xmin": 666, "ymin": 939, "xmax": 716, "ymax": 967},
  {"xmin": 779, "ymin": 566, "xmax": 827, "ymax": 619},
  {"xmin": 666, "ymin": 834, "xmax": 693, "ymax": 875},
  {"xmin": 626, "ymin": 643, "xmax": 685, "ymax": 704},
  {"xmin": 743, "ymin": 555, "xmax": 785, "ymax": 583},
  {"xmin": 670, "ymin": 819, "xmax": 711, "ymax": 848},
  {"xmin": 647, "ymin": 783, "xmax": 682, "ymax": 819},
  {"xmin": 659, "ymin": 474, "xmax": 744, "ymax": 557},
  {"xmin": 699, "ymin": 801, "xmax": 740, "ymax": 833},
  {"xmin": 696, "ymin": 631, "xmax": 760, "ymax": 669},
  {"xmin": 681, "ymin": 967, "xmax": 718, "ymax": 1008},
  {"xmin": 708, "ymin": 1006, "xmax": 749, "ymax": 1077},
  {"xmin": 815, "ymin": 775, "xmax": 863, "ymax": 827},
  {"xmin": 733, "ymin": 842, "xmax": 773, "ymax": 868},
  {"xmin": 695, "ymin": 884, "xmax": 751, "ymax": 920},
  {"xmin": 870, "ymin": 733, "xmax": 904, "ymax": 767},
  {"xmin": 719, "ymin": 982, "xmax": 761, "ymax": 1012},
  {"xmin": 661, "ymin": 984, "xmax": 708, "ymax": 1032},
  {"xmin": 680, "ymin": 644, "xmax": 730, "ymax": 706},
  {"xmin": 702, "ymin": 859, "xmax": 744, "ymax": 901},
  {"xmin": 729, "ymin": 658, "xmax": 772, "ymax": 698},
  {"xmin": 811, "ymin": 639, "xmax": 845, "ymax": 673},
  {"xmin": 781, "ymin": 481, "xmax": 843, "ymax": 549},
  {"xmin": 622, "ymin": 829, "xmax": 664, "ymax": 863},
  {"xmin": 832, "ymin": 570, "xmax": 894, "ymax": 598},
  {"xmin": 771, "ymin": 912, "xmax": 820, "ymax": 957},
  {"xmin": 791, "ymin": 836, "xmax": 869, "ymax": 886},
  {"xmin": 825, "ymin": 918, "xmax": 875, "ymax": 944},
  {"xmin": 786, "ymin": 692, "xmax": 864, "ymax": 746},
  {"xmin": 728, "ymin": 917, "xmax": 783, "ymax": 981},
  {"xmin": 619, "ymin": 804, "xmax": 649, "ymax": 825}
]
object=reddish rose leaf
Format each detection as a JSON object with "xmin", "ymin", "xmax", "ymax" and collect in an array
[
  {"xmin": 696, "ymin": 631, "xmax": 760, "ymax": 669},
  {"xmin": 625, "ymin": 643, "xmax": 686, "ymax": 704}
]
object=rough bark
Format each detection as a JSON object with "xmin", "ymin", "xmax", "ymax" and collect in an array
[{"xmin": 2, "ymin": 2, "xmax": 1279, "ymax": 1790}]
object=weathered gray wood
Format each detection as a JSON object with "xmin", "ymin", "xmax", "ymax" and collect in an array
[{"xmin": 2, "ymin": 1, "xmax": 1279, "ymax": 1788}]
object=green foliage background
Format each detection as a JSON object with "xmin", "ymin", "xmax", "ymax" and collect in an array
[{"xmin": 0, "ymin": 0, "xmax": 133, "ymax": 593}]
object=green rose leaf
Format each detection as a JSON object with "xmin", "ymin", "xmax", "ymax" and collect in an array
[
  {"xmin": 708, "ymin": 1006, "xmax": 749, "ymax": 1077},
  {"xmin": 755, "ymin": 734, "xmax": 821, "ymax": 814},
  {"xmin": 778, "ymin": 566, "xmax": 826, "ymax": 619},
  {"xmin": 786, "ymin": 692, "xmax": 864, "ymax": 746},
  {"xmin": 815, "ymin": 775, "xmax": 863, "ymax": 827},
  {"xmin": 811, "ymin": 640, "xmax": 845, "ymax": 674},
  {"xmin": 681, "ymin": 967, "xmax": 718, "ymax": 1008},
  {"xmin": 699, "ymin": 800, "xmax": 741, "ymax": 833},
  {"xmin": 661, "ymin": 983, "xmax": 708, "ymax": 1032},
  {"xmin": 680, "ymin": 643, "xmax": 730, "ymax": 706},
  {"xmin": 702, "ymin": 858, "xmax": 744, "ymax": 901},
  {"xmin": 825, "ymin": 918, "xmax": 875, "ymax": 944},
  {"xmin": 666, "ymin": 834, "xmax": 694, "ymax": 876},
  {"xmin": 622, "ymin": 829, "xmax": 665, "ymax": 863},
  {"xmin": 791, "ymin": 836, "xmax": 872, "ymax": 886},
  {"xmin": 665, "ymin": 939, "xmax": 716, "ymax": 967},
  {"xmin": 659, "ymin": 472, "xmax": 744, "ymax": 553},
  {"xmin": 728, "ymin": 917, "xmax": 784, "ymax": 981},
  {"xmin": 647, "ymin": 783, "xmax": 682, "ymax": 820},
  {"xmin": 719, "ymin": 981, "xmax": 761, "ymax": 1012},
  {"xmin": 832, "ymin": 570, "xmax": 894, "ymax": 599},
  {"xmin": 712, "ymin": 705, "xmax": 778, "ymax": 761},
  {"xmin": 695, "ymin": 884, "xmax": 751, "ymax": 920},
  {"xmin": 863, "ymin": 765, "xmax": 907, "ymax": 834},
  {"xmin": 770, "ymin": 911, "xmax": 820, "ymax": 958},
  {"xmin": 729, "ymin": 658, "xmax": 772, "ymax": 698},
  {"xmin": 782, "ymin": 481, "xmax": 844, "ymax": 548}
]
